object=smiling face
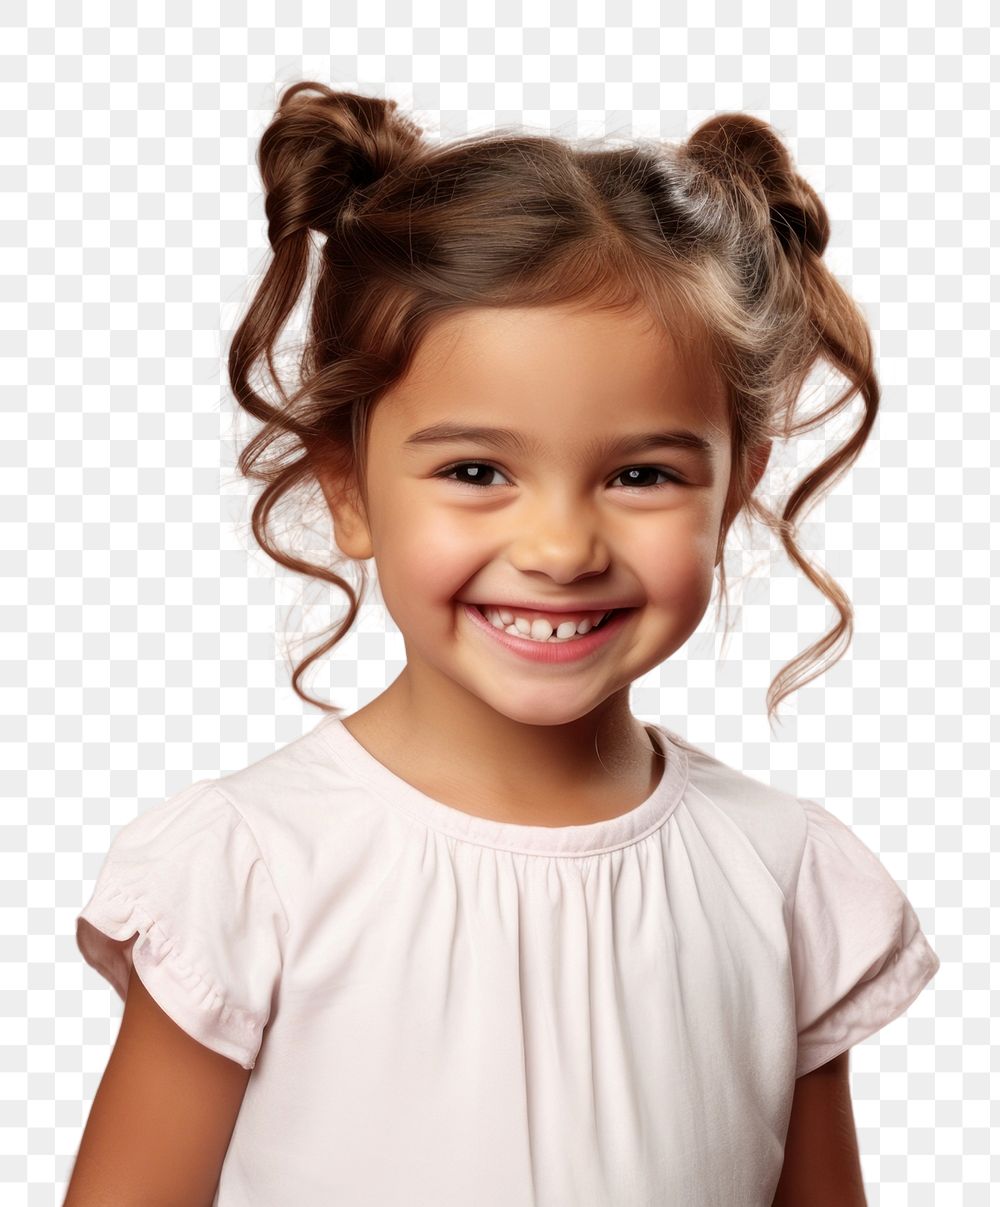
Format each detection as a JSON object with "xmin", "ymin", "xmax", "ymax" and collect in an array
[{"xmin": 325, "ymin": 302, "xmax": 748, "ymax": 736}]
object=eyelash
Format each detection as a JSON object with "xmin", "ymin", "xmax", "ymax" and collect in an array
[{"xmin": 434, "ymin": 461, "xmax": 686, "ymax": 491}]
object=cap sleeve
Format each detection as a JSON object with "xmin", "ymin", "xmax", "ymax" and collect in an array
[
  {"xmin": 75, "ymin": 779, "xmax": 288, "ymax": 1071},
  {"xmin": 790, "ymin": 797, "xmax": 940, "ymax": 1079}
]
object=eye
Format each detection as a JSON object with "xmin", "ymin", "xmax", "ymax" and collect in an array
[
  {"xmin": 612, "ymin": 466, "xmax": 685, "ymax": 490},
  {"xmin": 436, "ymin": 461, "xmax": 512, "ymax": 488},
  {"xmin": 434, "ymin": 462, "xmax": 686, "ymax": 490}
]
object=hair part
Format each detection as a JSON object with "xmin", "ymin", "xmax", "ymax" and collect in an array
[{"xmin": 228, "ymin": 82, "xmax": 879, "ymax": 729}]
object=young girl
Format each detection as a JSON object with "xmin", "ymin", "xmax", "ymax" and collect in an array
[{"xmin": 67, "ymin": 83, "xmax": 940, "ymax": 1206}]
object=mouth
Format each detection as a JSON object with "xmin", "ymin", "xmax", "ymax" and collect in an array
[
  {"xmin": 472, "ymin": 603, "xmax": 622, "ymax": 642},
  {"xmin": 462, "ymin": 602, "xmax": 636, "ymax": 664}
]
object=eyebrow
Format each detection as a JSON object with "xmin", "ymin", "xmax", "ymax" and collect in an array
[{"xmin": 403, "ymin": 423, "xmax": 716, "ymax": 459}]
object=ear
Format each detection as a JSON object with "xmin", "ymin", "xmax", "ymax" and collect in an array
[
  {"xmin": 317, "ymin": 468, "xmax": 375, "ymax": 562},
  {"xmin": 715, "ymin": 438, "xmax": 773, "ymax": 567}
]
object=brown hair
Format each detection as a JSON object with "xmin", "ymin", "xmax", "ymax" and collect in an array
[{"xmin": 228, "ymin": 81, "xmax": 878, "ymax": 728}]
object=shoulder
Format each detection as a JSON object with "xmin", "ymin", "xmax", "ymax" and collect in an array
[
  {"xmin": 661, "ymin": 726, "xmax": 810, "ymax": 894},
  {"xmin": 210, "ymin": 717, "xmax": 358, "ymax": 836},
  {"xmin": 210, "ymin": 715, "xmax": 402, "ymax": 914}
]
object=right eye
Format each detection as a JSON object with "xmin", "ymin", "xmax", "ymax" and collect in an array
[{"xmin": 435, "ymin": 461, "xmax": 511, "ymax": 489}]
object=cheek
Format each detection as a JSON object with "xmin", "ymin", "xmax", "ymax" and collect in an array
[
  {"xmin": 646, "ymin": 549, "xmax": 712, "ymax": 598},
  {"xmin": 631, "ymin": 536, "xmax": 716, "ymax": 667},
  {"xmin": 637, "ymin": 523, "xmax": 718, "ymax": 613},
  {"xmin": 373, "ymin": 499, "xmax": 482, "ymax": 601}
]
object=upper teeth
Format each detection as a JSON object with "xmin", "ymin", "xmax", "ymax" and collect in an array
[{"xmin": 481, "ymin": 607, "xmax": 613, "ymax": 640}]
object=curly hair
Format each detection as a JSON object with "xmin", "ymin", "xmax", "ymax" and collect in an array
[{"xmin": 227, "ymin": 81, "xmax": 878, "ymax": 726}]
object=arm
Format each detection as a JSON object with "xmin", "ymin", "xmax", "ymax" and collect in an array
[
  {"xmin": 64, "ymin": 964, "xmax": 253, "ymax": 1207},
  {"xmin": 771, "ymin": 1049, "xmax": 867, "ymax": 1207}
]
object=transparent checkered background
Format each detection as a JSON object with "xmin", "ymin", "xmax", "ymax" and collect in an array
[{"xmin": 5, "ymin": 3, "xmax": 993, "ymax": 1203}]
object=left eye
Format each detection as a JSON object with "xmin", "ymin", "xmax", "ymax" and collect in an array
[{"xmin": 436, "ymin": 462, "xmax": 684, "ymax": 490}]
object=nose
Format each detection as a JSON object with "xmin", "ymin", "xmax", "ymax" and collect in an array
[{"xmin": 506, "ymin": 493, "xmax": 611, "ymax": 582}]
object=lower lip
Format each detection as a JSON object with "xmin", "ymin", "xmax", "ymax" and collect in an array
[{"xmin": 462, "ymin": 603, "xmax": 634, "ymax": 664}]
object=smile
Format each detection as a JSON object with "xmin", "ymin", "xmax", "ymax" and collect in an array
[
  {"xmin": 462, "ymin": 602, "xmax": 634, "ymax": 665},
  {"xmin": 477, "ymin": 605, "xmax": 614, "ymax": 641}
]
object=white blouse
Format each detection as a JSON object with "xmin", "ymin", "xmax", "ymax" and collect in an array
[{"xmin": 76, "ymin": 713, "xmax": 940, "ymax": 1205}]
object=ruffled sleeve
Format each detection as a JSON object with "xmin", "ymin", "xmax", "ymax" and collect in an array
[
  {"xmin": 790, "ymin": 797, "xmax": 940, "ymax": 1079},
  {"xmin": 76, "ymin": 779, "xmax": 288, "ymax": 1071}
]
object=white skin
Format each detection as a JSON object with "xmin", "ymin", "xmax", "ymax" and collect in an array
[{"xmin": 322, "ymin": 303, "xmax": 771, "ymax": 826}]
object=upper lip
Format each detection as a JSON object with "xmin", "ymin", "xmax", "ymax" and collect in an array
[{"xmin": 464, "ymin": 601, "xmax": 633, "ymax": 614}]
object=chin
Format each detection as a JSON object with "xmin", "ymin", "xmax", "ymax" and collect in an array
[{"xmin": 470, "ymin": 690, "xmax": 614, "ymax": 728}]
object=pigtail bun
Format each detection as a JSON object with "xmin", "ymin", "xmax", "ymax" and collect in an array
[
  {"xmin": 230, "ymin": 84, "xmax": 424, "ymax": 425},
  {"xmin": 685, "ymin": 112, "xmax": 829, "ymax": 257},
  {"xmin": 258, "ymin": 82, "xmax": 424, "ymax": 246},
  {"xmin": 683, "ymin": 113, "xmax": 880, "ymax": 727}
]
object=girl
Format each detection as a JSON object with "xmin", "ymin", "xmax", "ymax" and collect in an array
[{"xmin": 67, "ymin": 83, "xmax": 940, "ymax": 1206}]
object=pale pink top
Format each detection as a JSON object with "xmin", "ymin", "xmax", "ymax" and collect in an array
[{"xmin": 76, "ymin": 714, "xmax": 940, "ymax": 1205}]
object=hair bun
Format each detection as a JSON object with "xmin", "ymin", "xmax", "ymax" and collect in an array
[
  {"xmin": 258, "ymin": 82, "xmax": 424, "ymax": 245},
  {"xmin": 684, "ymin": 112, "xmax": 828, "ymax": 256}
]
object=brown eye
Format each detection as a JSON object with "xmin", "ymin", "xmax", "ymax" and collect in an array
[
  {"xmin": 614, "ymin": 467, "xmax": 684, "ymax": 489},
  {"xmin": 436, "ymin": 462, "xmax": 510, "ymax": 488}
]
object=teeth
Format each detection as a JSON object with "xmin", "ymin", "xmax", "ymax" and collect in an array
[{"xmin": 482, "ymin": 607, "xmax": 612, "ymax": 642}]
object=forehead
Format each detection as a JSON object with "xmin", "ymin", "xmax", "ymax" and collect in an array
[{"xmin": 377, "ymin": 305, "xmax": 729, "ymax": 442}]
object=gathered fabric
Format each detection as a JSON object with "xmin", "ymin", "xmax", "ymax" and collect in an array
[{"xmin": 76, "ymin": 713, "xmax": 939, "ymax": 1206}]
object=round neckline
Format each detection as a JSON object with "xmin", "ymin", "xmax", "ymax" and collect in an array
[{"xmin": 314, "ymin": 713, "xmax": 689, "ymax": 857}]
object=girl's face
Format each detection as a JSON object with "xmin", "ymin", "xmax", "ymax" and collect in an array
[{"xmin": 329, "ymin": 303, "xmax": 742, "ymax": 730}]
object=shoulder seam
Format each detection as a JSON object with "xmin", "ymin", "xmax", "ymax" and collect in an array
[
  {"xmin": 787, "ymin": 796, "xmax": 816, "ymax": 936},
  {"xmin": 202, "ymin": 782, "xmax": 292, "ymax": 941}
]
